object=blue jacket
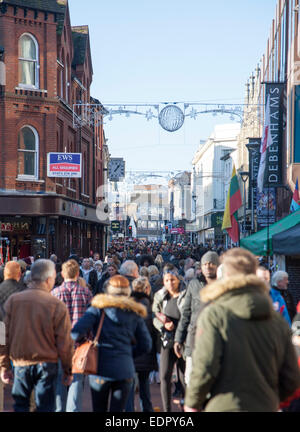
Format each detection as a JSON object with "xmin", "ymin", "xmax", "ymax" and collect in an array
[
  {"xmin": 71, "ymin": 294, "xmax": 152, "ymax": 381},
  {"xmin": 270, "ymin": 288, "xmax": 291, "ymax": 326}
]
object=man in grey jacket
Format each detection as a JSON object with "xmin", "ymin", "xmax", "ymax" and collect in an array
[{"xmin": 174, "ymin": 251, "xmax": 219, "ymax": 385}]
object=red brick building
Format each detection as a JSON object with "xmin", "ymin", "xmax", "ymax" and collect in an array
[{"xmin": 0, "ymin": 0, "xmax": 109, "ymax": 261}]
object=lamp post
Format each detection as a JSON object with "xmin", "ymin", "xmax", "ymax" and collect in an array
[{"xmin": 239, "ymin": 171, "xmax": 249, "ymax": 235}]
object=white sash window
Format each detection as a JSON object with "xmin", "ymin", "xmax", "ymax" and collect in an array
[{"xmin": 19, "ymin": 34, "xmax": 39, "ymax": 89}]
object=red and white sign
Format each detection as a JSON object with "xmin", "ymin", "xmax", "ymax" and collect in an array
[
  {"xmin": 47, "ymin": 153, "xmax": 82, "ymax": 178},
  {"xmin": 170, "ymin": 227, "xmax": 185, "ymax": 234}
]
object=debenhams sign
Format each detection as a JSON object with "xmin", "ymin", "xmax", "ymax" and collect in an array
[{"xmin": 265, "ymin": 82, "xmax": 284, "ymax": 187}]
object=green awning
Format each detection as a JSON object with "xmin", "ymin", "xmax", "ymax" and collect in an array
[{"xmin": 240, "ymin": 209, "xmax": 300, "ymax": 256}]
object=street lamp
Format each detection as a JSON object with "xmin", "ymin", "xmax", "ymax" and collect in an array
[{"xmin": 239, "ymin": 171, "xmax": 249, "ymax": 235}]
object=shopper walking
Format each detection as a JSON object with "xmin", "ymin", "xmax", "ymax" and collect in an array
[
  {"xmin": 184, "ymin": 248, "xmax": 300, "ymax": 412},
  {"xmin": 152, "ymin": 265, "xmax": 186, "ymax": 412},
  {"xmin": 0, "ymin": 259, "xmax": 73, "ymax": 412},
  {"xmin": 271, "ymin": 270, "xmax": 296, "ymax": 322},
  {"xmin": 174, "ymin": 251, "xmax": 219, "ymax": 385},
  {"xmin": 0, "ymin": 261, "xmax": 23, "ymax": 320},
  {"xmin": 52, "ymin": 259, "xmax": 93, "ymax": 412},
  {"xmin": 71, "ymin": 275, "xmax": 152, "ymax": 412},
  {"xmin": 127, "ymin": 277, "xmax": 157, "ymax": 412}
]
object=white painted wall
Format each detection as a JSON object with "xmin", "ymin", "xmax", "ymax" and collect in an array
[{"xmin": 192, "ymin": 124, "xmax": 241, "ymax": 229}]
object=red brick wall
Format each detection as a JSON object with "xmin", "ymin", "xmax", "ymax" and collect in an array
[{"xmin": 0, "ymin": 3, "xmax": 104, "ymax": 205}]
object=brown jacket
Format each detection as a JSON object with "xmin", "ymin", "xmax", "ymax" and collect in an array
[{"xmin": 0, "ymin": 285, "xmax": 74, "ymax": 375}]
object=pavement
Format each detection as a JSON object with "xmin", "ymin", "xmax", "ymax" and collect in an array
[{"xmin": 2, "ymin": 379, "xmax": 183, "ymax": 412}]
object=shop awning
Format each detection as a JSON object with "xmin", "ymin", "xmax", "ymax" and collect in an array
[
  {"xmin": 272, "ymin": 223, "xmax": 300, "ymax": 255},
  {"xmin": 240, "ymin": 209, "xmax": 300, "ymax": 256}
]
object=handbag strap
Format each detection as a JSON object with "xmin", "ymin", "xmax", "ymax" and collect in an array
[{"xmin": 93, "ymin": 310, "xmax": 105, "ymax": 343}]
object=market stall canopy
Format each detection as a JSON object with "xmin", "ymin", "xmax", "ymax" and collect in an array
[
  {"xmin": 240, "ymin": 209, "xmax": 300, "ymax": 256},
  {"xmin": 272, "ymin": 223, "xmax": 300, "ymax": 255}
]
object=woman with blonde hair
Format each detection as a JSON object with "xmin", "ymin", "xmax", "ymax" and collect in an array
[
  {"xmin": 148, "ymin": 265, "xmax": 159, "ymax": 278},
  {"xmin": 139, "ymin": 266, "xmax": 149, "ymax": 278},
  {"xmin": 154, "ymin": 254, "xmax": 164, "ymax": 271}
]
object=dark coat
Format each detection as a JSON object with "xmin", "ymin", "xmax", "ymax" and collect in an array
[
  {"xmin": 123, "ymin": 275, "xmax": 136, "ymax": 291},
  {"xmin": 71, "ymin": 294, "xmax": 152, "ymax": 381},
  {"xmin": 174, "ymin": 275, "xmax": 208, "ymax": 356},
  {"xmin": 96, "ymin": 272, "xmax": 111, "ymax": 294},
  {"xmin": 0, "ymin": 279, "xmax": 23, "ymax": 320},
  {"xmin": 149, "ymin": 274, "xmax": 163, "ymax": 294},
  {"xmin": 131, "ymin": 292, "xmax": 158, "ymax": 372},
  {"xmin": 80, "ymin": 268, "xmax": 98, "ymax": 296}
]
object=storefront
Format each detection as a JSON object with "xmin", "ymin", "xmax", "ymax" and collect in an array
[
  {"xmin": 0, "ymin": 195, "xmax": 109, "ymax": 261},
  {"xmin": 195, "ymin": 212, "xmax": 224, "ymax": 246}
]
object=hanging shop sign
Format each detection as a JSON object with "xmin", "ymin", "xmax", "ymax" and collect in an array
[
  {"xmin": 264, "ymin": 82, "xmax": 285, "ymax": 187},
  {"xmin": 47, "ymin": 153, "xmax": 82, "ymax": 178},
  {"xmin": 111, "ymin": 220, "xmax": 121, "ymax": 232},
  {"xmin": 0, "ymin": 222, "xmax": 30, "ymax": 232},
  {"xmin": 211, "ymin": 212, "xmax": 224, "ymax": 228},
  {"xmin": 247, "ymin": 138, "xmax": 261, "ymax": 212}
]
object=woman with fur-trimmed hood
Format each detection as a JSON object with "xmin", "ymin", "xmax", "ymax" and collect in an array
[
  {"xmin": 71, "ymin": 275, "xmax": 152, "ymax": 412},
  {"xmin": 184, "ymin": 248, "xmax": 300, "ymax": 412}
]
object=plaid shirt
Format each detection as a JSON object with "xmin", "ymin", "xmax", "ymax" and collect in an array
[{"xmin": 51, "ymin": 280, "xmax": 93, "ymax": 328}]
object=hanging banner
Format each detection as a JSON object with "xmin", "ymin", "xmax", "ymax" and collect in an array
[
  {"xmin": 264, "ymin": 82, "xmax": 285, "ymax": 187},
  {"xmin": 256, "ymin": 187, "xmax": 276, "ymax": 230},
  {"xmin": 247, "ymin": 138, "xmax": 261, "ymax": 213}
]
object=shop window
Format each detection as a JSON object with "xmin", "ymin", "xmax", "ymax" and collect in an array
[
  {"xmin": 18, "ymin": 126, "xmax": 39, "ymax": 179},
  {"xmin": 32, "ymin": 238, "xmax": 46, "ymax": 259},
  {"xmin": 18, "ymin": 33, "xmax": 39, "ymax": 89}
]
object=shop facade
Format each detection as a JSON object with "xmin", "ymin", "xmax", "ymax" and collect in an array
[{"xmin": 0, "ymin": 195, "xmax": 109, "ymax": 261}]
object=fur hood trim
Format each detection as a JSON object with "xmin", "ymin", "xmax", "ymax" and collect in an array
[
  {"xmin": 91, "ymin": 293, "xmax": 147, "ymax": 318},
  {"xmin": 200, "ymin": 274, "xmax": 269, "ymax": 303}
]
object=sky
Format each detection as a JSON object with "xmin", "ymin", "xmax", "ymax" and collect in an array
[{"xmin": 69, "ymin": 0, "xmax": 278, "ymax": 177}]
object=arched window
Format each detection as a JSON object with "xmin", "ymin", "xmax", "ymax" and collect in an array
[
  {"xmin": 18, "ymin": 126, "xmax": 39, "ymax": 179},
  {"xmin": 18, "ymin": 33, "xmax": 39, "ymax": 88}
]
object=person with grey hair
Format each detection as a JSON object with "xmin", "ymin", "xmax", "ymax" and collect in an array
[
  {"xmin": 119, "ymin": 260, "xmax": 139, "ymax": 288},
  {"xmin": 271, "ymin": 270, "xmax": 296, "ymax": 321},
  {"xmin": 184, "ymin": 258, "xmax": 194, "ymax": 274},
  {"xmin": 0, "ymin": 259, "xmax": 74, "ymax": 412}
]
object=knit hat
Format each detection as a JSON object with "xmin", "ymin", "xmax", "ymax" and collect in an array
[
  {"xmin": 201, "ymin": 251, "xmax": 220, "ymax": 266},
  {"xmin": 105, "ymin": 275, "xmax": 131, "ymax": 297}
]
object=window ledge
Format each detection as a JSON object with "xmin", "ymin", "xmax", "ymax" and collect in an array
[
  {"xmin": 81, "ymin": 193, "xmax": 90, "ymax": 198},
  {"xmin": 67, "ymin": 187, "xmax": 76, "ymax": 192},
  {"xmin": 15, "ymin": 86, "xmax": 47, "ymax": 93},
  {"xmin": 16, "ymin": 177, "xmax": 44, "ymax": 183}
]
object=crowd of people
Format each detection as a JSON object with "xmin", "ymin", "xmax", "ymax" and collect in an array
[{"xmin": 0, "ymin": 240, "xmax": 300, "ymax": 412}]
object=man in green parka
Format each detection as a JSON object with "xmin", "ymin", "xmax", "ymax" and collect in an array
[{"xmin": 184, "ymin": 248, "xmax": 300, "ymax": 412}]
